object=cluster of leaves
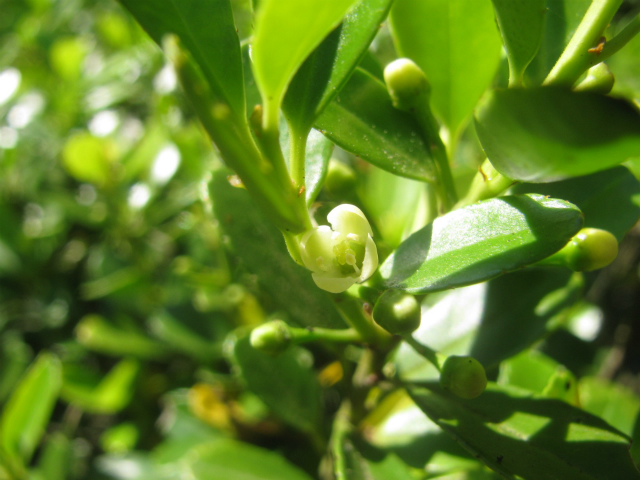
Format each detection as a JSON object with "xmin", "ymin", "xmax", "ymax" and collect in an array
[{"xmin": 2, "ymin": 0, "xmax": 640, "ymax": 479}]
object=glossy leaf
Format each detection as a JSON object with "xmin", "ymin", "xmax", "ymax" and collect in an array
[
  {"xmin": 0, "ymin": 353, "xmax": 61, "ymax": 463},
  {"xmin": 409, "ymin": 383, "xmax": 640, "ymax": 480},
  {"xmin": 380, "ymin": 195, "xmax": 583, "ymax": 294},
  {"xmin": 231, "ymin": 336, "xmax": 322, "ymax": 434},
  {"xmin": 491, "ymin": 0, "xmax": 545, "ymax": 85},
  {"xmin": 210, "ymin": 170, "xmax": 344, "ymax": 328},
  {"xmin": 282, "ymin": 0, "xmax": 393, "ymax": 133},
  {"xmin": 512, "ymin": 166, "xmax": 640, "ymax": 241},
  {"xmin": 185, "ymin": 439, "xmax": 313, "ymax": 480},
  {"xmin": 394, "ymin": 268, "xmax": 579, "ymax": 381},
  {"xmin": 475, "ymin": 88, "xmax": 640, "ymax": 183},
  {"xmin": 118, "ymin": 0, "xmax": 246, "ymax": 120},
  {"xmin": 315, "ymin": 68, "xmax": 436, "ymax": 182},
  {"xmin": 389, "ymin": 0, "xmax": 502, "ymax": 136},
  {"xmin": 280, "ymin": 122, "xmax": 333, "ymax": 206},
  {"xmin": 251, "ymin": 0, "xmax": 358, "ymax": 123}
]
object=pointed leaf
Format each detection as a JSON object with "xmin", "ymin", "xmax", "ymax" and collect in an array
[
  {"xmin": 315, "ymin": 69, "xmax": 436, "ymax": 182},
  {"xmin": 512, "ymin": 166, "xmax": 640, "ymax": 241},
  {"xmin": 282, "ymin": 0, "xmax": 393, "ymax": 133},
  {"xmin": 475, "ymin": 88, "xmax": 640, "ymax": 183},
  {"xmin": 408, "ymin": 383, "xmax": 640, "ymax": 480},
  {"xmin": 252, "ymin": 0, "xmax": 359, "ymax": 122},
  {"xmin": 380, "ymin": 194, "xmax": 583, "ymax": 293},
  {"xmin": 210, "ymin": 170, "xmax": 344, "ymax": 328},
  {"xmin": 491, "ymin": 0, "xmax": 545, "ymax": 85},
  {"xmin": 389, "ymin": 0, "xmax": 502, "ymax": 136},
  {"xmin": 0, "ymin": 353, "xmax": 61, "ymax": 463},
  {"xmin": 118, "ymin": 0, "xmax": 246, "ymax": 120}
]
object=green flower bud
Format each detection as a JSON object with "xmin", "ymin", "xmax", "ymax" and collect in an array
[
  {"xmin": 372, "ymin": 289, "xmax": 421, "ymax": 335},
  {"xmin": 439, "ymin": 355, "xmax": 487, "ymax": 400},
  {"xmin": 384, "ymin": 58, "xmax": 430, "ymax": 112},
  {"xmin": 250, "ymin": 320, "xmax": 291, "ymax": 356},
  {"xmin": 564, "ymin": 228, "xmax": 618, "ymax": 271},
  {"xmin": 300, "ymin": 204, "xmax": 378, "ymax": 293},
  {"xmin": 575, "ymin": 63, "xmax": 615, "ymax": 94}
]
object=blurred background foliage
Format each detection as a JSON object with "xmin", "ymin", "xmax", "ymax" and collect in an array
[{"xmin": 1, "ymin": 0, "xmax": 640, "ymax": 479}]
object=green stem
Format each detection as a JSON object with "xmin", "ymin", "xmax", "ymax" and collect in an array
[
  {"xmin": 403, "ymin": 335, "xmax": 444, "ymax": 372},
  {"xmin": 598, "ymin": 12, "xmax": 640, "ymax": 62},
  {"xmin": 329, "ymin": 400, "xmax": 353, "ymax": 480},
  {"xmin": 289, "ymin": 326, "xmax": 363, "ymax": 344},
  {"xmin": 333, "ymin": 293, "xmax": 393, "ymax": 347},
  {"xmin": 455, "ymin": 159, "xmax": 515, "ymax": 209},
  {"xmin": 289, "ymin": 124, "xmax": 308, "ymax": 191},
  {"xmin": 544, "ymin": 0, "xmax": 623, "ymax": 87}
]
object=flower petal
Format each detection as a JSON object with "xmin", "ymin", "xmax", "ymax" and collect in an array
[
  {"xmin": 359, "ymin": 234, "xmax": 378, "ymax": 282},
  {"xmin": 300, "ymin": 226, "xmax": 336, "ymax": 273},
  {"xmin": 327, "ymin": 204, "xmax": 373, "ymax": 242},
  {"xmin": 311, "ymin": 272, "xmax": 357, "ymax": 293}
]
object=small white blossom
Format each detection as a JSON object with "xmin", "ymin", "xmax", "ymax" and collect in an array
[{"xmin": 300, "ymin": 205, "xmax": 378, "ymax": 293}]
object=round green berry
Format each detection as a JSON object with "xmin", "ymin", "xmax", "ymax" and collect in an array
[
  {"xmin": 250, "ymin": 320, "xmax": 291, "ymax": 356},
  {"xmin": 384, "ymin": 58, "xmax": 430, "ymax": 112},
  {"xmin": 566, "ymin": 228, "xmax": 618, "ymax": 272},
  {"xmin": 439, "ymin": 355, "xmax": 487, "ymax": 400},
  {"xmin": 372, "ymin": 289, "xmax": 421, "ymax": 335}
]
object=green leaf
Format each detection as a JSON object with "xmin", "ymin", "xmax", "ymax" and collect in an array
[
  {"xmin": 210, "ymin": 170, "xmax": 345, "ymax": 328},
  {"xmin": 475, "ymin": 88, "xmax": 640, "ymax": 183},
  {"xmin": 525, "ymin": 0, "xmax": 591, "ymax": 86},
  {"xmin": 389, "ymin": 0, "xmax": 503, "ymax": 137},
  {"xmin": 185, "ymin": 439, "xmax": 314, "ymax": 480},
  {"xmin": 231, "ymin": 335, "xmax": 322, "ymax": 434},
  {"xmin": 380, "ymin": 195, "xmax": 584, "ymax": 294},
  {"xmin": 498, "ymin": 350, "xmax": 565, "ymax": 395},
  {"xmin": 32, "ymin": 432, "xmax": 72, "ymax": 480},
  {"xmin": 338, "ymin": 433, "xmax": 417, "ymax": 480},
  {"xmin": 579, "ymin": 377, "xmax": 640, "ymax": 437},
  {"xmin": 512, "ymin": 166, "xmax": 640, "ymax": 241},
  {"xmin": 61, "ymin": 359, "xmax": 139, "ymax": 414},
  {"xmin": 409, "ymin": 383, "xmax": 640, "ymax": 480},
  {"xmin": 0, "ymin": 353, "xmax": 61, "ymax": 463},
  {"xmin": 491, "ymin": 0, "xmax": 545, "ymax": 85},
  {"xmin": 280, "ymin": 122, "xmax": 333, "ymax": 206},
  {"xmin": 393, "ymin": 268, "xmax": 580, "ymax": 381},
  {"xmin": 315, "ymin": 68, "xmax": 436, "ymax": 182},
  {"xmin": 118, "ymin": 0, "xmax": 246, "ymax": 120},
  {"xmin": 251, "ymin": 0, "xmax": 359, "ymax": 126},
  {"xmin": 282, "ymin": 0, "xmax": 393, "ymax": 134}
]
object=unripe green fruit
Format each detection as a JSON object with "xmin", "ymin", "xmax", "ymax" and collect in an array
[
  {"xmin": 250, "ymin": 320, "xmax": 291, "ymax": 356},
  {"xmin": 565, "ymin": 228, "xmax": 618, "ymax": 271},
  {"xmin": 384, "ymin": 58, "xmax": 430, "ymax": 112},
  {"xmin": 372, "ymin": 289, "xmax": 421, "ymax": 335},
  {"xmin": 575, "ymin": 63, "xmax": 615, "ymax": 94},
  {"xmin": 439, "ymin": 355, "xmax": 487, "ymax": 400}
]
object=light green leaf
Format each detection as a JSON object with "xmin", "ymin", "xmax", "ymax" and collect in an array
[
  {"xmin": 282, "ymin": 0, "xmax": 393, "ymax": 134},
  {"xmin": 231, "ymin": 336, "xmax": 322, "ymax": 434},
  {"xmin": 0, "ymin": 353, "xmax": 61, "ymax": 463},
  {"xmin": 315, "ymin": 68, "xmax": 436, "ymax": 182},
  {"xmin": 118, "ymin": 0, "xmax": 246, "ymax": 120},
  {"xmin": 186, "ymin": 439, "xmax": 314, "ymax": 480},
  {"xmin": 579, "ymin": 377, "xmax": 640, "ymax": 437},
  {"xmin": 512, "ymin": 166, "xmax": 640, "ymax": 241},
  {"xmin": 409, "ymin": 383, "xmax": 640, "ymax": 480},
  {"xmin": 210, "ymin": 169, "xmax": 345, "ymax": 328},
  {"xmin": 252, "ymin": 0, "xmax": 359, "ymax": 126},
  {"xmin": 491, "ymin": 0, "xmax": 546, "ymax": 85},
  {"xmin": 475, "ymin": 88, "xmax": 640, "ymax": 183},
  {"xmin": 389, "ymin": 0, "xmax": 503, "ymax": 137},
  {"xmin": 380, "ymin": 195, "xmax": 583, "ymax": 294}
]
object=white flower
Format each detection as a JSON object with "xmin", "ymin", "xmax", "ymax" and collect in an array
[{"xmin": 300, "ymin": 205, "xmax": 378, "ymax": 293}]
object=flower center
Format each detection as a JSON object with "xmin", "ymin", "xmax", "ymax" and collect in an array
[{"xmin": 333, "ymin": 235, "xmax": 366, "ymax": 276}]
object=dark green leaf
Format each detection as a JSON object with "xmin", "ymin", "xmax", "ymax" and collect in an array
[
  {"xmin": 118, "ymin": 0, "xmax": 246, "ymax": 120},
  {"xmin": 0, "ymin": 353, "xmax": 61, "ymax": 463},
  {"xmin": 389, "ymin": 0, "xmax": 503, "ymax": 136},
  {"xmin": 475, "ymin": 88, "xmax": 640, "ymax": 183},
  {"xmin": 210, "ymin": 170, "xmax": 344, "ymax": 328},
  {"xmin": 512, "ymin": 166, "xmax": 640, "ymax": 241},
  {"xmin": 315, "ymin": 69, "xmax": 436, "ymax": 182},
  {"xmin": 409, "ymin": 383, "xmax": 640, "ymax": 480},
  {"xmin": 231, "ymin": 336, "xmax": 322, "ymax": 434},
  {"xmin": 380, "ymin": 194, "xmax": 583, "ymax": 294},
  {"xmin": 491, "ymin": 0, "xmax": 545, "ymax": 85},
  {"xmin": 185, "ymin": 439, "xmax": 314, "ymax": 480},
  {"xmin": 282, "ymin": 0, "xmax": 393, "ymax": 133}
]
